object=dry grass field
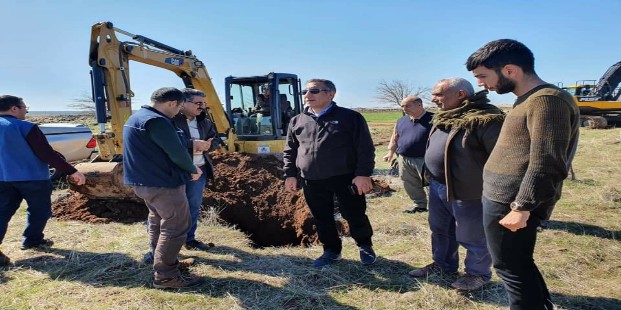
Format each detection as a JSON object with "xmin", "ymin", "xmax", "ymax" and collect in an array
[{"xmin": 0, "ymin": 115, "xmax": 620, "ymax": 309}]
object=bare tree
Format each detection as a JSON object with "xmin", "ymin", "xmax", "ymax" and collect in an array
[
  {"xmin": 68, "ymin": 92, "xmax": 96, "ymax": 112},
  {"xmin": 375, "ymin": 79, "xmax": 431, "ymax": 108}
]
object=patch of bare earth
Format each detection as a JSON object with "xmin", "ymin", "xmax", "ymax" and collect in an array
[{"xmin": 52, "ymin": 153, "xmax": 394, "ymax": 247}]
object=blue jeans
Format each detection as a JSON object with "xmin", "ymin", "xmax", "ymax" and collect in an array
[
  {"xmin": 185, "ymin": 165, "xmax": 207, "ymax": 242},
  {"xmin": 483, "ymin": 197, "xmax": 553, "ymax": 310},
  {"xmin": 0, "ymin": 180, "xmax": 53, "ymax": 247},
  {"xmin": 428, "ymin": 179, "xmax": 491, "ymax": 279}
]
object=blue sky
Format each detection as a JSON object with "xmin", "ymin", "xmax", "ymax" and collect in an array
[{"xmin": 1, "ymin": 0, "xmax": 620, "ymax": 111}]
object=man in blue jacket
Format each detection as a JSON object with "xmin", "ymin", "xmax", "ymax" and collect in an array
[
  {"xmin": 123, "ymin": 87, "xmax": 203, "ymax": 289},
  {"xmin": 0, "ymin": 95, "xmax": 86, "ymax": 266}
]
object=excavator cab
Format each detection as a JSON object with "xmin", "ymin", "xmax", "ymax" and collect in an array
[{"xmin": 225, "ymin": 73, "xmax": 302, "ymax": 141}]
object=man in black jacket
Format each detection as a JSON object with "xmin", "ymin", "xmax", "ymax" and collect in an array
[{"xmin": 283, "ymin": 79, "xmax": 376, "ymax": 267}]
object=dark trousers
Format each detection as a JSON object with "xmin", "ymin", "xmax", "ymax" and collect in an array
[
  {"xmin": 0, "ymin": 180, "xmax": 53, "ymax": 247},
  {"xmin": 302, "ymin": 174, "xmax": 373, "ymax": 253},
  {"xmin": 482, "ymin": 197, "xmax": 553, "ymax": 310}
]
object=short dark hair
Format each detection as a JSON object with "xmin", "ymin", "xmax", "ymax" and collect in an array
[
  {"xmin": 466, "ymin": 39, "xmax": 536, "ymax": 75},
  {"xmin": 0, "ymin": 95, "xmax": 24, "ymax": 111},
  {"xmin": 306, "ymin": 79, "xmax": 337, "ymax": 92},
  {"xmin": 181, "ymin": 88, "xmax": 205, "ymax": 102},
  {"xmin": 150, "ymin": 87, "xmax": 184, "ymax": 104}
]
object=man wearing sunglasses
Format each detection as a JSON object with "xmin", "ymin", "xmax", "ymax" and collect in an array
[
  {"xmin": 0, "ymin": 95, "xmax": 86, "ymax": 266},
  {"xmin": 283, "ymin": 79, "xmax": 376, "ymax": 267}
]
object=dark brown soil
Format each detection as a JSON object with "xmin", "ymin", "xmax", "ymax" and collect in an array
[{"xmin": 52, "ymin": 153, "xmax": 395, "ymax": 247}]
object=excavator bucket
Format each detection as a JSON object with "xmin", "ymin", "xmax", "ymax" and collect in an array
[{"xmin": 70, "ymin": 162, "xmax": 139, "ymax": 201}]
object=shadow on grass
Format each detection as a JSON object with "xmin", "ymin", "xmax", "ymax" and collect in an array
[
  {"xmin": 546, "ymin": 220, "xmax": 620, "ymax": 240},
  {"xmin": 11, "ymin": 248, "xmax": 151, "ymax": 288},
  {"xmin": 553, "ymin": 292, "xmax": 621, "ymax": 310},
  {"xmin": 190, "ymin": 245, "xmax": 508, "ymax": 308}
]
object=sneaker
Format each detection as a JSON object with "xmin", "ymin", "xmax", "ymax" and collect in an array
[
  {"xmin": 21, "ymin": 239, "xmax": 54, "ymax": 250},
  {"xmin": 143, "ymin": 251, "xmax": 154, "ymax": 264},
  {"xmin": 313, "ymin": 250, "xmax": 341, "ymax": 267},
  {"xmin": 359, "ymin": 246, "xmax": 377, "ymax": 265},
  {"xmin": 153, "ymin": 272, "xmax": 205, "ymax": 289},
  {"xmin": 0, "ymin": 250, "xmax": 10, "ymax": 266},
  {"xmin": 178, "ymin": 258, "xmax": 196, "ymax": 270},
  {"xmin": 403, "ymin": 206, "xmax": 428, "ymax": 214},
  {"xmin": 451, "ymin": 274, "xmax": 489, "ymax": 291},
  {"xmin": 184, "ymin": 240, "xmax": 215, "ymax": 251},
  {"xmin": 408, "ymin": 262, "xmax": 447, "ymax": 277}
]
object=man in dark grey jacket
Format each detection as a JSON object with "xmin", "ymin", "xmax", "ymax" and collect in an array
[
  {"xmin": 283, "ymin": 79, "xmax": 376, "ymax": 268},
  {"xmin": 408, "ymin": 78, "xmax": 504, "ymax": 292}
]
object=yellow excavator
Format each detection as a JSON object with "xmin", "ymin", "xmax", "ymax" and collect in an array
[
  {"xmin": 560, "ymin": 61, "xmax": 621, "ymax": 128},
  {"xmin": 72, "ymin": 21, "xmax": 303, "ymax": 199}
]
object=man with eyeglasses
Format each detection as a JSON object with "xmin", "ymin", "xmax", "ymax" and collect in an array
[
  {"xmin": 123, "ymin": 87, "xmax": 204, "ymax": 289},
  {"xmin": 173, "ymin": 88, "xmax": 220, "ymax": 251},
  {"xmin": 283, "ymin": 79, "xmax": 377, "ymax": 267},
  {"xmin": 0, "ymin": 95, "xmax": 86, "ymax": 266}
]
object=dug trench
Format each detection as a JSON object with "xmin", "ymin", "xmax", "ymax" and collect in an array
[{"xmin": 52, "ymin": 153, "xmax": 394, "ymax": 247}]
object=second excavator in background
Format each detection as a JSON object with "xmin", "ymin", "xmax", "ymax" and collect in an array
[
  {"xmin": 72, "ymin": 21, "xmax": 303, "ymax": 199},
  {"xmin": 560, "ymin": 61, "xmax": 621, "ymax": 128}
]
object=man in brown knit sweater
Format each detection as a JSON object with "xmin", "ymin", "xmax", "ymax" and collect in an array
[{"xmin": 467, "ymin": 39, "xmax": 580, "ymax": 309}]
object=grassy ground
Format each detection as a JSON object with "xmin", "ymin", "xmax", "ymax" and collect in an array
[{"xmin": 1, "ymin": 116, "xmax": 620, "ymax": 309}]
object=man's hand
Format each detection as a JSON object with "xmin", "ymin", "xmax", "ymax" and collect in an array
[
  {"xmin": 285, "ymin": 177, "xmax": 298, "ymax": 194},
  {"xmin": 193, "ymin": 138, "xmax": 214, "ymax": 153},
  {"xmin": 68, "ymin": 171, "xmax": 86, "ymax": 185},
  {"xmin": 382, "ymin": 152, "xmax": 394, "ymax": 162},
  {"xmin": 499, "ymin": 210, "xmax": 530, "ymax": 232},
  {"xmin": 352, "ymin": 176, "xmax": 373, "ymax": 195},
  {"xmin": 190, "ymin": 165, "xmax": 203, "ymax": 181}
]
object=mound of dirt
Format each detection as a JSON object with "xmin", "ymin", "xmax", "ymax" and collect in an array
[{"xmin": 51, "ymin": 153, "xmax": 394, "ymax": 247}]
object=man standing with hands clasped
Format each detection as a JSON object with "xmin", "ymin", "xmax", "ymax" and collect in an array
[
  {"xmin": 123, "ymin": 87, "xmax": 204, "ymax": 289},
  {"xmin": 283, "ymin": 79, "xmax": 377, "ymax": 268},
  {"xmin": 382, "ymin": 95, "xmax": 433, "ymax": 214},
  {"xmin": 467, "ymin": 39, "xmax": 580, "ymax": 309}
]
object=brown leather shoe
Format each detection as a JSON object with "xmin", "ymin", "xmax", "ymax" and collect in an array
[
  {"xmin": 153, "ymin": 272, "xmax": 204, "ymax": 289},
  {"xmin": 408, "ymin": 262, "xmax": 441, "ymax": 277},
  {"xmin": 451, "ymin": 274, "xmax": 489, "ymax": 291},
  {"xmin": 178, "ymin": 258, "xmax": 196, "ymax": 270}
]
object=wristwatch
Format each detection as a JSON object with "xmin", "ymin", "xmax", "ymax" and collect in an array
[{"xmin": 509, "ymin": 201, "xmax": 524, "ymax": 212}]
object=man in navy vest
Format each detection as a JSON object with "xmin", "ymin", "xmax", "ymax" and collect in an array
[
  {"xmin": 0, "ymin": 95, "xmax": 86, "ymax": 266},
  {"xmin": 382, "ymin": 96, "xmax": 433, "ymax": 214},
  {"xmin": 123, "ymin": 87, "xmax": 204, "ymax": 289}
]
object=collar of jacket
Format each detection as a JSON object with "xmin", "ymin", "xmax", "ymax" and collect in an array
[
  {"xmin": 432, "ymin": 90, "xmax": 505, "ymax": 131},
  {"xmin": 303, "ymin": 102, "xmax": 337, "ymax": 118}
]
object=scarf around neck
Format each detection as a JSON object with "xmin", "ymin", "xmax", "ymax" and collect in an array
[{"xmin": 432, "ymin": 90, "xmax": 505, "ymax": 131}]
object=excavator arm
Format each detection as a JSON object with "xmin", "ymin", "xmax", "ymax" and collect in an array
[
  {"xmin": 89, "ymin": 21, "xmax": 234, "ymax": 161},
  {"xmin": 594, "ymin": 61, "xmax": 621, "ymax": 100}
]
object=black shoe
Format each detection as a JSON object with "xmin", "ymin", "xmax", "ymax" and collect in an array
[
  {"xmin": 359, "ymin": 246, "xmax": 377, "ymax": 265},
  {"xmin": 21, "ymin": 239, "xmax": 54, "ymax": 250},
  {"xmin": 313, "ymin": 250, "xmax": 341, "ymax": 267},
  {"xmin": 0, "ymin": 250, "xmax": 10, "ymax": 266},
  {"xmin": 184, "ymin": 240, "xmax": 214, "ymax": 251},
  {"xmin": 143, "ymin": 251, "xmax": 154, "ymax": 264},
  {"xmin": 403, "ymin": 207, "xmax": 428, "ymax": 214}
]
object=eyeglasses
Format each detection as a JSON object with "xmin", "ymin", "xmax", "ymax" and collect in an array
[
  {"xmin": 302, "ymin": 88, "xmax": 330, "ymax": 95},
  {"xmin": 16, "ymin": 105, "xmax": 29, "ymax": 111}
]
